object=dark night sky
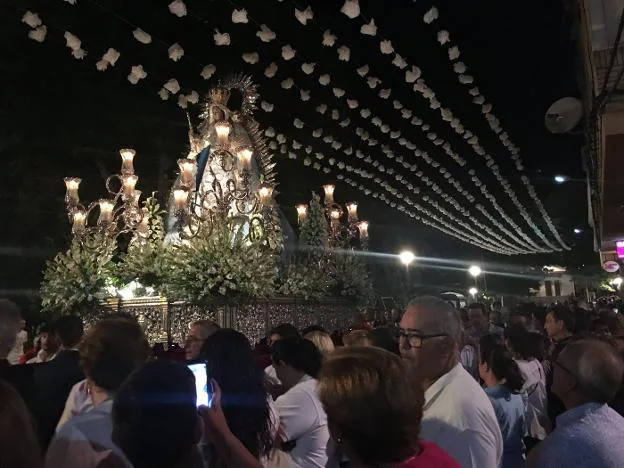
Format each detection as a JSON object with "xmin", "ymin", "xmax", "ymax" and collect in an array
[{"xmin": 0, "ymin": 0, "xmax": 591, "ymax": 296}]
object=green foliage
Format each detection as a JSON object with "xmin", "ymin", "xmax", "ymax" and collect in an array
[
  {"xmin": 165, "ymin": 217, "xmax": 279, "ymax": 302},
  {"xmin": 40, "ymin": 232, "xmax": 116, "ymax": 314},
  {"xmin": 115, "ymin": 197, "xmax": 171, "ymax": 293},
  {"xmin": 327, "ymin": 251, "xmax": 374, "ymax": 303},
  {"xmin": 299, "ymin": 192, "xmax": 328, "ymax": 251},
  {"xmin": 278, "ymin": 257, "xmax": 331, "ymax": 300}
]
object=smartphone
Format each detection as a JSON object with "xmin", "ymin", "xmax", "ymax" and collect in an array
[{"xmin": 187, "ymin": 361, "xmax": 210, "ymax": 407}]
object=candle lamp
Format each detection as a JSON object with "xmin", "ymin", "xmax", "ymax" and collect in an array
[
  {"xmin": 215, "ymin": 121, "xmax": 231, "ymax": 146},
  {"xmin": 120, "ymin": 149, "xmax": 136, "ymax": 176},
  {"xmin": 236, "ymin": 147, "xmax": 253, "ymax": 169},
  {"xmin": 98, "ymin": 199, "xmax": 115, "ymax": 225},
  {"xmin": 346, "ymin": 202, "xmax": 358, "ymax": 223},
  {"xmin": 173, "ymin": 188, "xmax": 190, "ymax": 211},
  {"xmin": 323, "ymin": 184, "xmax": 335, "ymax": 206},
  {"xmin": 177, "ymin": 158, "xmax": 196, "ymax": 188},
  {"xmin": 129, "ymin": 190, "xmax": 142, "ymax": 207},
  {"xmin": 258, "ymin": 183, "xmax": 273, "ymax": 204},
  {"xmin": 330, "ymin": 208, "xmax": 341, "ymax": 220},
  {"xmin": 137, "ymin": 213, "xmax": 150, "ymax": 237},
  {"xmin": 296, "ymin": 204, "xmax": 308, "ymax": 222},
  {"xmin": 122, "ymin": 175, "xmax": 138, "ymax": 198},
  {"xmin": 64, "ymin": 177, "xmax": 81, "ymax": 206},
  {"xmin": 357, "ymin": 220, "xmax": 369, "ymax": 240},
  {"xmin": 71, "ymin": 209, "xmax": 86, "ymax": 234}
]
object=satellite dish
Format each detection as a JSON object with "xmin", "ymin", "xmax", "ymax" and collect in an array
[{"xmin": 545, "ymin": 97, "xmax": 583, "ymax": 134}]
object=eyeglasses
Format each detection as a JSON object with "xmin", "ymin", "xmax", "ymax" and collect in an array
[
  {"xmin": 398, "ymin": 330, "xmax": 448, "ymax": 349},
  {"xmin": 553, "ymin": 359, "xmax": 576, "ymax": 379}
]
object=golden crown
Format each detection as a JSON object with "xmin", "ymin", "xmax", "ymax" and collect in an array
[{"xmin": 210, "ymin": 87, "xmax": 231, "ymax": 105}]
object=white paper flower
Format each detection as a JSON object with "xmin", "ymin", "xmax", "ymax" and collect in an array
[
  {"xmin": 313, "ymin": 128, "xmax": 323, "ymax": 138},
  {"xmin": 468, "ymin": 87, "xmax": 480, "ymax": 96},
  {"xmin": 301, "ymin": 62, "xmax": 315, "ymax": 74},
  {"xmin": 339, "ymin": 119, "xmax": 350, "ymax": 127},
  {"xmin": 242, "ymin": 52, "xmax": 259, "ymax": 64},
  {"xmin": 277, "ymin": 134, "xmax": 286, "ymax": 144},
  {"xmin": 458, "ymin": 74, "xmax": 474, "ymax": 84},
  {"xmin": 322, "ymin": 30, "xmax": 337, "ymax": 47},
  {"xmin": 356, "ymin": 64, "xmax": 369, "ymax": 77},
  {"xmin": 360, "ymin": 109, "xmax": 371, "ymax": 118},
  {"xmin": 341, "ymin": 0, "xmax": 360, "ymax": 19},
  {"xmin": 22, "ymin": 11, "xmax": 42, "ymax": 28},
  {"xmin": 186, "ymin": 90, "xmax": 199, "ymax": 104},
  {"xmin": 319, "ymin": 74, "xmax": 330, "ymax": 85},
  {"xmin": 164, "ymin": 79, "xmax": 180, "ymax": 94},
  {"xmin": 158, "ymin": 88, "xmax": 170, "ymax": 100},
  {"xmin": 200, "ymin": 64, "xmax": 216, "ymax": 80},
  {"xmin": 256, "ymin": 24, "xmax": 276, "ymax": 43},
  {"xmin": 380, "ymin": 40, "xmax": 394, "ymax": 54},
  {"xmin": 379, "ymin": 88, "xmax": 391, "ymax": 99},
  {"xmin": 405, "ymin": 66, "xmax": 421, "ymax": 83},
  {"xmin": 128, "ymin": 65, "xmax": 147, "ymax": 84},
  {"xmin": 260, "ymin": 101, "xmax": 274, "ymax": 112},
  {"xmin": 347, "ymin": 99, "xmax": 359, "ymax": 109},
  {"xmin": 437, "ymin": 30, "xmax": 450, "ymax": 44},
  {"xmin": 316, "ymin": 104, "xmax": 327, "ymax": 114},
  {"xmin": 133, "ymin": 29, "xmax": 152, "ymax": 44},
  {"xmin": 291, "ymin": 139, "xmax": 301, "ymax": 148},
  {"xmin": 448, "ymin": 46, "xmax": 460, "ymax": 60},
  {"xmin": 168, "ymin": 0, "xmax": 187, "ymax": 17},
  {"xmin": 367, "ymin": 77, "xmax": 381, "ymax": 88},
  {"xmin": 64, "ymin": 0, "xmax": 77, "ymax": 4},
  {"xmin": 482, "ymin": 103, "xmax": 492, "ymax": 114},
  {"xmin": 64, "ymin": 31, "xmax": 81, "ymax": 50},
  {"xmin": 168, "ymin": 43, "xmax": 184, "ymax": 61},
  {"xmin": 295, "ymin": 7, "xmax": 314, "ymax": 25},
  {"xmin": 361, "ymin": 19, "xmax": 377, "ymax": 36},
  {"xmin": 71, "ymin": 48, "xmax": 87, "ymax": 60},
  {"xmin": 96, "ymin": 59, "xmax": 109, "ymax": 71},
  {"xmin": 281, "ymin": 45, "xmax": 296, "ymax": 60},
  {"xmin": 300, "ymin": 89, "xmax": 311, "ymax": 101},
  {"xmin": 178, "ymin": 94, "xmax": 188, "ymax": 109},
  {"xmin": 264, "ymin": 62, "xmax": 278, "ymax": 78},
  {"xmin": 213, "ymin": 30, "xmax": 230, "ymax": 46},
  {"xmin": 281, "ymin": 78, "xmax": 294, "ymax": 89},
  {"xmin": 393, "ymin": 100, "xmax": 403, "ymax": 110},
  {"xmin": 337, "ymin": 45, "xmax": 350, "ymax": 61},
  {"xmin": 28, "ymin": 25, "xmax": 47, "ymax": 43},
  {"xmin": 401, "ymin": 109, "xmax": 413, "ymax": 119},
  {"xmin": 232, "ymin": 9, "xmax": 248, "ymax": 23},
  {"xmin": 423, "ymin": 7, "xmax": 439, "ymax": 24},
  {"xmin": 293, "ymin": 118, "xmax": 304, "ymax": 129},
  {"xmin": 333, "ymin": 88, "xmax": 346, "ymax": 98},
  {"xmin": 392, "ymin": 54, "xmax": 408, "ymax": 69}
]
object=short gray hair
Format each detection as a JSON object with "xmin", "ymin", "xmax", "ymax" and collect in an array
[
  {"xmin": 406, "ymin": 296, "xmax": 462, "ymax": 345},
  {"xmin": 0, "ymin": 300, "xmax": 21, "ymax": 359},
  {"xmin": 191, "ymin": 319, "xmax": 220, "ymax": 338},
  {"xmin": 561, "ymin": 339, "xmax": 624, "ymax": 403}
]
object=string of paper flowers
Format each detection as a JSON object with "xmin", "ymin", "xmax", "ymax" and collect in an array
[
  {"xmin": 418, "ymin": 6, "xmax": 571, "ymax": 250},
  {"xmin": 328, "ymin": 0, "xmax": 567, "ymax": 250}
]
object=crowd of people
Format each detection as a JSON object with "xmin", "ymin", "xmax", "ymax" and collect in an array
[{"xmin": 1, "ymin": 296, "xmax": 624, "ymax": 468}]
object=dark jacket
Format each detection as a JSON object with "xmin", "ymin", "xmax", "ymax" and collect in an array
[
  {"xmin": 546, "ymin": 336, "xmax": 572, "ymax": 427},
  {"xmin": 33, "ymin": 349, "xmax": 84, "ymax": 449}
]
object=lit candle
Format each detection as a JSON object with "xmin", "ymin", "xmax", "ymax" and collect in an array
[
  {"xmin": 215, "ymin": 121, "xmax": 231, "ymax": 145},
  {"xmin": 130, "ymin": 190, "xmax": 142, "ymax": 207},
  {"xmin": 177, "ymin": 158, "xmax": 196, "ymax": 188},
  {"xmin": 323, "ymin": 184, "xmax": 335, "ymax": 206},
  {"xmin": 258, "ymin": 183, "xmax": 273, "ymax": 204},
  {"xmin": 137, "ymin": 213, "xmax": 150, "ymax": 236},
  {"xmin": 71, "ymin": 209, "xmax": 86, "ymax": 234},
  {"xmin": 296, "ymin": 204, "xmax": 308, "ymax": 222},
  {"xmin": 64, "ymin": 177, "xmax": 81, "ymax": 205},
  {"xmin": 236, "ymin": 147, "xmax": 253, "ymax": 169},
  {"xmin": 122, "ymin": 175, "xmax": 138, "ymax": 198},
  {"xmin": 346, "ymin": 202, "xmax": 358, "ymax": 222},
  {"xmin": 120, "ymin": 149, "xmax": 136, "ymax": 175},
  {"xmin": 173, "ymin": 188, "xmax": 189, "ymax": 210},
  {"xmin": 357, "ymin": 221, "xmax": 369, "ymax": 239},
  {"xmin": 98, "ymin": 199, "xmax": 115, "ymax": 225}
]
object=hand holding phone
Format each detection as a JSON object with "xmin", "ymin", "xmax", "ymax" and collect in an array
[{"xmin": 187, "ymin": 361, "xmax": 210, "ymax": 408}]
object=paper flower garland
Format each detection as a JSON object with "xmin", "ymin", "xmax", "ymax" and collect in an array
[
  {"xmin": 295, "ymin": 7, "xmax": 314, "ymax": 25},
  {"xmin": 265, "ymin": 62, "xmax": 278, "ymax": 78},
  {"xmin": 231, "ymin": 9, "xmax": 249, "ymax": 24},
  {"xmin": 361, "ymin": 19, "xmax": 377, "ymax": 36},
  {"xmin": 423, "ymin": 7, "xmax": 439, "ymax": 24},
  {"xmin": 22, "ymin": 11, "xmax": 42, "ymax": 28},
  {"xmin": 168, "ymin": 0, "xmax": 187, "ymax": 17},
  {"xmin": 322, "ymin": 30, "xmax": 337, "ymax": 47},
  {"xmin": 29, "ymin": 26, "xmax": 47, "ymax": 43},
  {"xmin": 437, "ymin": 30, "xmax": 450, "ymax": 44},
  {"xmin": 242, "ymin": 52, "xmax": 260, "ymax": 64},
  {"xmin": 96, "ymin": 48, "xmax": 120, "ymax": 71},
  {"xmin": 64, "ymin": 31, "xmax": 86, "ymax": 59},
  {"xmin": 168, "ymin": 43, "xmax": 184, "ymax": 61},
  {"xmin": 200, "ymin": 64, "xmax": 216, "ymax": 80},
  {"xmin": 133, "ymin": 29, "xmax": 152, "ymax": 44},
  {"xmin": 281, "ymin": 45, "xmax": 296, "ymax": 60},
  {"xmin": 213, "ymin": 29, "xmax": 230, "ymax": 46},
  {"xmin": 341, "ymin": 0, "xmax": 360, "ymax": 19},
  {"xmin": 379, "ymin": 40, "xmax": 394, "ymax": 55},
  {"xmin": 257, "ymin": 24, "xmax": 276, "ymax": 42},
  {"xmin": 337, "ymin": 46, "xmax": 350, "ymax": 61},
  {"xmin": 127, "ymin": 65, "xmax": 147, "ymax": 85}
]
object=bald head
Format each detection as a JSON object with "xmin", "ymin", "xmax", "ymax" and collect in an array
[
  {"xmin": 560, "ymin": 339, "xmax": 624, "ymax": 404},
  {"xmin": 404, "ymin": 296, "xmax": 462, "ymax": 345}
]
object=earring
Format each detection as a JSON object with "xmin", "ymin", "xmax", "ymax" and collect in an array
[{"xmin": 336, "ymin": 437, "xmax": 342, "ymax": 444}]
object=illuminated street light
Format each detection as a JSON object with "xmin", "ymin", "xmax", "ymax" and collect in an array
[
  {"xmin": 468, "ymin": 265, "xmax": 482, "ymax": 278},
  {"xmin": 399, "ymin": 250, "xmax": 416, "ymax": 266},
  {"xmin": 573, "ymin": 228, "xmax": 582, "ymax": 234},
  {"xmin": 554, "ymin": 175, "xmax": 568, "ymax": 184},
  {"xmin": 469, "ymin": 287, "xmax": 478, "ymax": 298},
  {"xmin": 611, "ymin": 277, "xmax": 623, "ymax": 288}
]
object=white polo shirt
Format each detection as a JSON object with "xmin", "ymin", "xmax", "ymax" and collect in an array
[
  {"xmin": 275, "ymin": 375, "xmax": 329, "ymax": 468},
  {"xmin": 420, "ymin": 363, "xmax": 503, "ymax": 468}
]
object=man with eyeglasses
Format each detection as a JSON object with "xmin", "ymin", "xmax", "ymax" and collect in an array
[
  {"xmin": 399, "ymin": 296, "xmax": 502, "ymax": 468},
  {"xmin": 528, "ymin": 339, "xmax": 624, "ymax": 468}
]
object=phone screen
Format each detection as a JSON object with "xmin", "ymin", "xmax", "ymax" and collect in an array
[{"xmin": 187, "ymin": 362, "xmax": 209, "ymax": 407}]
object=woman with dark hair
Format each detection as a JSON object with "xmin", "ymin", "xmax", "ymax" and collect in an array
[
  {"xmin": 479, "ymin": 336, "xmax": 526, "ymax": 468},
  {"xmin": 504, "ymin": 325, "xmax": 548, "ymax": 449},
  {"xmin": 270, "ymin": 337, "xmax": 328, "ymax": 467},
  {"xmin": 199, "ymin": 329, "xmax": 274, "ymax": 466},
  {"xmin": 0, "ymin": 380, "xmax": 43, "ymax": 468},
  {"xmin": 318, "ymin": 347, "xmax": 459, "ymax": 467}
]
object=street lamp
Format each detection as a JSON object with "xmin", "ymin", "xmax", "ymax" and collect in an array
[
  {"xmin": 554, "ymin": 175, "xmax": 568, "ymax": 184},
  {"xmin": 468, "ymin": 265, "xmax": 482, "ymax": 278},
  {"xmin": 399, "ymin": 250, "xmax": 416, "ymax": 266},
  {"xmin": 469, "ymin": 287, "xmax": 478, "ymax": 298},
  {"xmin": 611, "ymin": 277, "xmax": 623, "ymax": 289}
]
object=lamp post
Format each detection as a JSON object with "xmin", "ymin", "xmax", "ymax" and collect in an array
[
  {"xmin": 469, "ymin": 287, "xmax": 478, "ymax": 299},
  {"xmin": 399, "ymin": 250, "xmax": 416, "ymax": 294},
  {"xmin": 469, "ymin": 265, "xmax": 482, "ymax": 288}
]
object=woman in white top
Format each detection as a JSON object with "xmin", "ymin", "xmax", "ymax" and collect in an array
[
  {"xmin": 504, "ymin": 325, "xmax": 548, "ymax": 449},
  {"xmin": 271, "ymin": 338, "xmax": 329, "ymax": 468}
]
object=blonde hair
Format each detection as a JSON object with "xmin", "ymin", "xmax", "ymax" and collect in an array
[
  {"xmin": 343, "ymin": 330, "xmax": 372, "ymax": 347},
  {"xmin": 304, "ymin": 331, "xmax": 335, "ymax": 355}
]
